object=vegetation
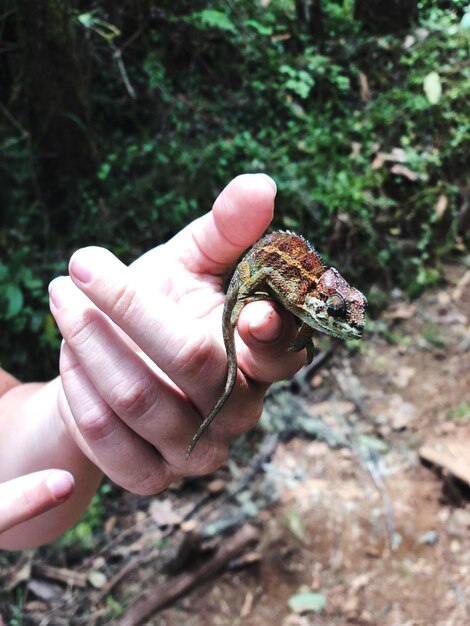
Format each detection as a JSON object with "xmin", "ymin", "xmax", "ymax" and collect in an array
[{"xmin": 1, "ymin": 0, "xmax": 469, "ymax": 380}]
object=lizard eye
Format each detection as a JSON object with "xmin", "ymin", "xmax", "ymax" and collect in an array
[{"xmin": 326, "ymin": 294, "xmax": 346, "ymax": 318}]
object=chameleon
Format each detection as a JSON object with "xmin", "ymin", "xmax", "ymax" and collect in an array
[{"xmin": 186, "ymin": 230, "xmax": 367, "ymax": 458}]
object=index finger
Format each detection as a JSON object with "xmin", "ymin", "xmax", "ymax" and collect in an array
[
  {"xmin": 0, "ymin": 470, "xmax": 75, "ymax": 535},
  {"xmin": 165, "ymin": 173, "xmax": 277, "ymax": 274}
]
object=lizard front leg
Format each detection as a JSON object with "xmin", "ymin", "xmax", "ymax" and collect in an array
[
  {"xmin": 286, "ymin": 322, "xmax": 315, "ymax": 365},
  {"xmin": 238, "ymin": 266, "xmax": 316, "ymax": 364}
]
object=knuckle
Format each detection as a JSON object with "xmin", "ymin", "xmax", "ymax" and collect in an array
[
  {"xmin": 132, "ymin": 479, "xmax": 167, "ymax": 496},
  {"xmin": 126, "ymin": 466, "xmax": 173, "ymax": 496},
  {"xmin": 65, "ymin": 310, "xmax": 100, "ymax": 349},
  {"xmin": 78, "ymin": 406, "xmax": 115, "ymax": 442},
  {"xmin": 171, "ymin": 332, "xmax": 217, "ymax": 382},
  {"xmin": 104, "ymin": 282, "xmax": 139, "ymax": 324},
  {"xmin": 189, "ymin": 442, "xmax": 229, "ymax": 476},
  {"xmin": 110, "ymin": 376, "xmax": 155, "ymax": 419},
  {"xmin": 59, "ymin": 348, "xmax": 82, "ymax": 378}
]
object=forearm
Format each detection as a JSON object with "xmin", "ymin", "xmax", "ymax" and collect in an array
[{"xmin": 0, "ymin": 377, "xmax": 102, "ymax": 549}]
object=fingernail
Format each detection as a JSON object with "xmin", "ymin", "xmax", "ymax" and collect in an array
[
  {"xmin": 256, "ymin": 173, "xmax": 277, "ymax": 196},
  {"xmin": 46, "ymin": 470, "xmax": 75, "ymax": 502},
  {"xmin": 69, "ymin": 249, "xmax": 94, "ymax": 284},
  {"xmin": 48, "ymin": 276, "xmax": 69, "ymax": 309}
]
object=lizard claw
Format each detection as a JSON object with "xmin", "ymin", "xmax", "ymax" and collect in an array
[{"xmin": 286, "ymin": 338, "xmax": 316, "ymax": 365}]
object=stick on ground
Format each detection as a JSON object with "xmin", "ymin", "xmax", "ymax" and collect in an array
[{"xmin": 116, "ymin": 524, "xmax": 259, "ymax": 626}]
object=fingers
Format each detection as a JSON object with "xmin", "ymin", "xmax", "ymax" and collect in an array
[
  {"xmin": 138, "ymin": 173, "xmax": 277, "ymax": 275},
  {"xmin": 236, "ymin": 300, "xmax": 308, "ymax": 383},
  {"xmin": 61, "ymin": 246, "xmax": 300, "ymax": 410},
  {"xmin": 50, "ymin": 246, "xmax": 305, "ymax": 453},
  {"xmin": 57, "ymin": 343, "xmax": 179, "ymax": 493},
  {"xmin": 49, "ymin": 268, "xmax": 263, "ymax": 474},
  {"xmin": 189, "ymin": 173, "xmax": 277, "ymax": 269},
  {"xmin": 49, "ymin": 279, "xmax": 223, "ymax": 480},
  {"xmin": 49, "ymin": 267, "xmax": 217, "ymax": 420},
  {"xmin": 46, "ymin": 174, "xmax": 310, "ymax": 485},
  {"xmin": 0, "ymin": 470, "xmax": 74, "ymax": 535}
]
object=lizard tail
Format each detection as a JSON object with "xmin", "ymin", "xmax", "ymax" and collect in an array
[
  {"xmin": 185, "ymin": 353, "xmax": 238, "ymax": 459},
  {"xmin": 186, "ymin": 279, "xmax": 241, "ymax": 459}
]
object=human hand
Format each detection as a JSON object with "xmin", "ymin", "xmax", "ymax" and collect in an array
[
  {"xmin": 0, "ymin": 470, "xmax": 74, "ymax": 535},
  {"xmin": 48, "ymin": 174, "xmax": 306, "ymax": 494}
]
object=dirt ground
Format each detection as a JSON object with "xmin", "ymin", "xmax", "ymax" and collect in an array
[{"xmin": 1, "ymin": 261, "xmax": 469, "ymax": 626}]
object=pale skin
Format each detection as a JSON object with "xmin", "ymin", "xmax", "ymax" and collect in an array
[{"xmin": 0, "ymin": 174, "xmax": 306, "ymax": 550}]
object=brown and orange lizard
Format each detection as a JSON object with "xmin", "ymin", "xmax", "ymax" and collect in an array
[{"xmin": 186, "ymin": 231, "xmax": 367, "ymax": 458}]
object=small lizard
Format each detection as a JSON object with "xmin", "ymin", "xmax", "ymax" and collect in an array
[{"xmin": 186, "ymin": 230, "xmax": 367, "ymax": 458}]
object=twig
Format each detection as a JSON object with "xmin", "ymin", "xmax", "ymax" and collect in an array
[
  {"xmin": 363, "ymin": 458, "xmax": 399, "ymax": 552},
  {"xmin": 0, "ymin": 102, "xmax": 30, "ymax": 152},
  {"xmin": 86, "ymin": 511, "xmax": 153, "ymax": 563},
  {"xmin": 0, "ymin": 102, "xmax": 29, "ymax": 137},
  {"xmin": 32, "ymin": 564, "xmax": 88, "ymax": 588},
  {"xmin": 116, "ymin": 524, "xmax": 259, "ymax": 626},
  {"xmin": 111, "ymin": 44, "xmax": 136, "ymax": 99},
  {"xmin": 93, "ymin": 549, "xmax": 160, "ymax": 604}
]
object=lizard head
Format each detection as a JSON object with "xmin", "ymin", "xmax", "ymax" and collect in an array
[{"xmin": 304, "ymin": 268, "xmax": 366, "ymax": 340}]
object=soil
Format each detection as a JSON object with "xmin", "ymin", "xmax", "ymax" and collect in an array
[{"xmin": 1, "ymin": 262, "xmax": 469, "ymax": 626}]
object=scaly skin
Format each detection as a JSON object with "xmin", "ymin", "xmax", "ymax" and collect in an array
[{"xmin": 186, "ymin": 231, "xmax": 367, "ymax": 458}]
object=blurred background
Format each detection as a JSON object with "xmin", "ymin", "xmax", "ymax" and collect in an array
[
  {"xmin": 1, "ymin": 0, "xmax": 468, "ymax": 380},
  {"xmin": 0, "ymin": 2, "xmax": 469, "ymax": 625}
]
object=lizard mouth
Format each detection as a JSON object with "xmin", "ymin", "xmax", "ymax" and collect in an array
[
  {"xmin": 347, "ymin": 325, "xmax": 364, "ymax": 339},
  {"xmin": 301, "ymin": 296, "xmax": 365, "ymax": 341},
  {"xmin": 331, "ymin": 323, "xmax": 363, "ymax": 340}
]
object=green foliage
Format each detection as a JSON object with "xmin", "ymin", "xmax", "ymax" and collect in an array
[
  {"xmin": 446, "ymin": 402, "xmax": 470, "ymax": 421},
  {"xmin": 60, "ymin": 483, "xmax": 111, "ymax": 550},
  {"xmin": 105, "ymin": 595, "xmax": 125, "ymax": 619},
  {"xmin": 0, "ymin": 247, "xmax": 62, "ymax": 379},
  {"xmin": 187, "ymin": 8, "xmax": 237, "ymax": 33},
  {"xmin": 0, "ymin": 0, "xmax": 468, "ymax": 378}
]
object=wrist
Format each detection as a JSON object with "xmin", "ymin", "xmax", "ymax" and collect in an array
[
  {"xmin": 0, "ymin": 376, "xmax": 103, "ymax": 549},
  {"xmin": 0, "ymin": 376, "xmax": 99, "ymax": 482}
]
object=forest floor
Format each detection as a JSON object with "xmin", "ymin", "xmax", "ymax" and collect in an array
[{"xmin": 1, "ymin": 260, "xmax": 469, "ymax": 626}]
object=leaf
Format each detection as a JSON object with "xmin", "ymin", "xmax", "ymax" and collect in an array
[
  {"xmin": 245, "ymin": 19, "xmax": 272, "ymax": 36},
  {"xmin": 285, "ymin": 509, "xmax": 305, "ymax": 543},
  {"xmin": 0, "ymin": 262, "xmax": 8, "ymax": 281},
  {"xmin": 192, "ymin": 9, "xmax": 236, "ymax": 33},
  {"xmin": 288, "ymin": 592, "xmax": 327, "ymax": 614},
  {"xmin": 149, "ymin": 497, "xmax": 183, "ymax": 527},
  {"xmin": 358, "ymin": 434, "xmax": 389, "ymax": 454},
  {"xmin": 77, "ymin": 13, "xmax": 120, "ymax": 40},
  {"xmin": 460, "ymin": 12, "xmax": 470, "ymax": 30},
  {"xmin": 98, "ymin": 162, "xmax": 112, "ymax": 180},
  {"xmin": 4, "ymin": 284, "xmax": 23, "ymax": 319},
  {"xmin": 77, "ymin": 12, "xmax": 94, "ymax": 28},
  {"xmin": 423, "ymin": 71, "xmax": 442, "ymax": 105},
  {"xmin": 87, "ymin": 570, "xmax": 107, "ymax": 589}
]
